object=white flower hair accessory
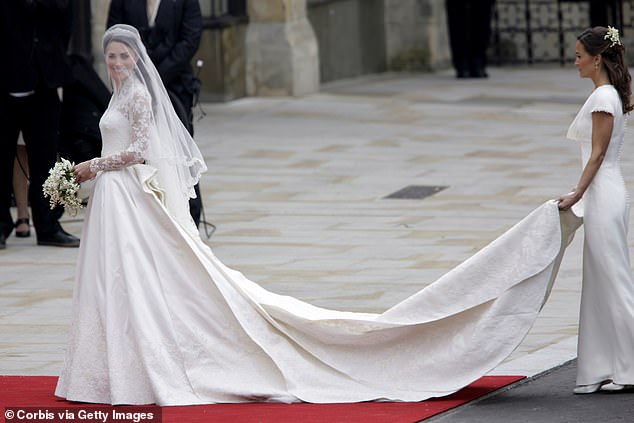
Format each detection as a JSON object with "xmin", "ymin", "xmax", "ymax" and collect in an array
[{"xmin": 605, "ymin": 26, "xmax": 622, "ymax": 48}]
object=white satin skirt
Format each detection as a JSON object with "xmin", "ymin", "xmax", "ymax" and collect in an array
[
  {"xmin": 576, "ymin": 163, "xmax": 634, "ymax": 386},
  {"xmin": 55, "ymin": 165, "xmax": 582, "ymax": 405}
]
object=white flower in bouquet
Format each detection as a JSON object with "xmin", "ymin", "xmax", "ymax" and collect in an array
[{"xmin": 42, "ymin": 158, "xmax": 83, "ymax": 217}]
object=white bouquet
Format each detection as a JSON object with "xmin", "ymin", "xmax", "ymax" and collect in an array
[{"xmin": 42, "ymin": 158, "xmax": 83, "ymax": 217}]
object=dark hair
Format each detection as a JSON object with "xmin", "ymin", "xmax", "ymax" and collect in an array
[{"xmin": 578, "ymin": 26, "xmax": 633, "ymax": 114}]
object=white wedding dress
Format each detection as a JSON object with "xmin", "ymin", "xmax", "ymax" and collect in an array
[
  {"xmin": 55, "ymin": 78, "xmax": 583, "ymax": 406},
  {"xmin": 567, "ymin": 85, "xmax": 634, "ymax": 386}
]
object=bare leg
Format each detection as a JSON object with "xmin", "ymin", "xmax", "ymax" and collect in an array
[{"xmin": 13, "ymin": 144, "xmax": 30, "ymax": 235}]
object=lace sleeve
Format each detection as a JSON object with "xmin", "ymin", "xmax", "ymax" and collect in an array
[{"xmin": 90, "ymin": 90, "xmax": 151, "ymax": 173}]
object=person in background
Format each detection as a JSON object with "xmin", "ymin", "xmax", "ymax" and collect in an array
[
  {"xmin": 589, "ymin": 0, "xmax": 620, "ymax": 28},
  {"xmin": 445, "ymin": 0, "xmax": 495, "ymax": 78},
  {"xmin": 0, "ymin": 0, "xmax": 80, "ymax": 249},
  {"xmin": 107, "ymin": 0, "xmax": 204, "ymax": 227}
]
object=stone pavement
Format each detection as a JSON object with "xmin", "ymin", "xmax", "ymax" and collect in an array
[
  {"xmin": 3, "ymin": 66, "xmax": 632, "ymax": 391},
  {"xmin": 429, "ymin": 359, "xmax": 634, "ymax": 423}
]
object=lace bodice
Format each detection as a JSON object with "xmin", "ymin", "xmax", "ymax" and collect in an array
[
  {"xmin": 567, "ymin": 85, "xmax": 625, "ymax": 167},
  {"xmin": 90, "ymin": 77, "xmax": 152, "ymax": 173}
]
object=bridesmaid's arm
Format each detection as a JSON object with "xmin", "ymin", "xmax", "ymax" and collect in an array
[{"xmin": 558, "ymin": 111, "xmax": 614, "ymax": 210}]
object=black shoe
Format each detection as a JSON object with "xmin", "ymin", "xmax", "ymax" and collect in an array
[
  {"xmin": 15, "ymin": 217, "xmax": 31, "ymax": 238},
  {"xmin": 0, "ymin": 231, "xmax": 5, "ymax": 249},
  {"xmin": 37, "ymin": 229, "xmax": 80, "ymax": 248},
  {"xmin": 456, "ymin": 69, "xmax": 470, "ymax": 78},
  {"xmin": 470, "ymin": 66, "xmax": 488, "ymax": 78}
]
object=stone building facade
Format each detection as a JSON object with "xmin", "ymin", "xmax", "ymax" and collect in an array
[
  {"xmin": 86, "ymin": 0, "xmax": 633, "ymax": 102},
  {"xmin": 88, "ymin": 0, "xmax": 451, "ymax": 101}
]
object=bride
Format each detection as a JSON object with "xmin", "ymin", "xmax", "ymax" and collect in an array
[{"xmin": 56, "ymin": 24, "xmax": 582, "ymax": 406}]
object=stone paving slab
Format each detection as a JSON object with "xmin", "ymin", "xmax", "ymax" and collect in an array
[
  {"xmin": 429, "ymin": 359, "xmax": 634, "ymax": 423},
  {"xmin": 3, "ymin": 66, "xmax": 634, "ymax": 382}
]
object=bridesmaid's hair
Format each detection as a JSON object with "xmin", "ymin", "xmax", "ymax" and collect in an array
[{"xmin": 578, "ymin": 26, "xmax": 634, "ymax": 114}]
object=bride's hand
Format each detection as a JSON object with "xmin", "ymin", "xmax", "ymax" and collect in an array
[
  {"xmin": 557, "ymin": 188, "xmax": 580, "ymax": 210},
  {"xmin": 73, "ymin": 160, "xmax": 97, "ymax": 183}
]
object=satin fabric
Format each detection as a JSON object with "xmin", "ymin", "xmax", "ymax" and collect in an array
[
  {"xmin": 54, "ymin": 157, "xmax": 582, "ymax": 404},
  {"xmin": 567, "ymin": 85, "xmax": 634, "ymax": 386},
  {"xmin": 55, "ymin": 83, "xmax": 584, "ymax": 405}
]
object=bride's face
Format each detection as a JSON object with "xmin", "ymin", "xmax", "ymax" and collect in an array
[{"xmin": 105, "ymin": 41, "xmax": 137, "ymax": 85}]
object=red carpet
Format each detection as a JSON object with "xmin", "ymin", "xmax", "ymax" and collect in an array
[{"xmin": 1, "ymin": 375, "xmax": 523, "ymax": 422}]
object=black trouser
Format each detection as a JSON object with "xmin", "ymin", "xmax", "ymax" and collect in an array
[
  {"xmin": 589, "ymin": 0, "xmax": 620, "ymax": 27},
  {"xmin": 0, "ymin": 88, "xmax": 63, "ymax": 238},
  {"xmin": 446, "ymin": 0, "xmax": 495, "ymax": 76}
]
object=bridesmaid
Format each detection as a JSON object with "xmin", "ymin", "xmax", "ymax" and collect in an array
[{"xmin": 558, "ymin": 26, "xmax": 634, "ymax": 394}]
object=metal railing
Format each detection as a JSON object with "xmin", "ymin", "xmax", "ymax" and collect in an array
[{"xmin": 491, "ymin": 0, "xmax": 631, "ymax": 65}]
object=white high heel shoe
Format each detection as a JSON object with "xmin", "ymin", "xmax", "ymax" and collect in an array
[
  {"xmin": 573, "ymin": 382, "xmax": 603, "ymax": 394},
  {"xmin": 601, "ymin": 383, "xmax": 634, "ymax": 391}
]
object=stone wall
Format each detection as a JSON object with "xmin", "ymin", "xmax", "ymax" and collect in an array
[
  {"xmin": 197, "ymin": 24, "xmax": 247, "ymax": 102},
  {"xmin": 384, "ymin": 0, "xmax": 450, "ymax": 71},
  {"xmin": 307, "ymin": 0, "xmax": 450, "ymax": 83},
  {"xmin": 245, "ymin": 0, "xmax": 320, "ymax": 96},
  {"xmin": 307, "ymin": 0, "xmax": 387, "ymax": 83},
  {"xmin": 91, "ymin": 0, "xmax": 451, "ymax": 99}
]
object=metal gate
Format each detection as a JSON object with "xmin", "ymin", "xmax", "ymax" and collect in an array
[{"xmin": 490, "ymin": 0, "xmax": 632, "ymax": 65}]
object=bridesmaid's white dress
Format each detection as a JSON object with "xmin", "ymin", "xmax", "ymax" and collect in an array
[
  {"xmin": 567, "ymin": 85, "xmax": 634, "ymax": 386},
  {"xmin": 55, "ymin": 80, "xmax": 582, "ymax": 405}
]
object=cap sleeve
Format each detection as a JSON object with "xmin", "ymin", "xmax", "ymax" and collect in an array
[{"xmin": 589, "ymin": 87, "xmax": 619, "ymax": 116}]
